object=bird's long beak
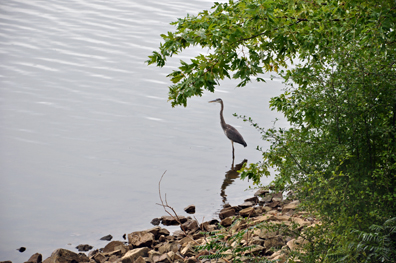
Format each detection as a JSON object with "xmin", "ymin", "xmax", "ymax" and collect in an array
[{"xmin": 208, "ymin": 99, "xmax": 216, "ymax": 103}]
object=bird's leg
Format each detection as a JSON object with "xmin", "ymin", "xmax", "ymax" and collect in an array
[{"xmin": 232, "ymin": 141, "xmax": 235, "ymax": 161}]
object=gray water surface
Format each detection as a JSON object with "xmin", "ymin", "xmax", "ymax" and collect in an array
[{"xmin": 0, "ymin": 0, "xmax": 287, "ymax": 261}]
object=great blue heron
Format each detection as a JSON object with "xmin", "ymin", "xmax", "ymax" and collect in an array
[{"xmin": 209, "ymin": 98, "xmax": 247, "ymax": 159}]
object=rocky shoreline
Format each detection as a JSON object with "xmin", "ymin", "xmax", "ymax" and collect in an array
[{"xmin": 3, "ymin": 189, "xmax": 317, "ymax": 263}]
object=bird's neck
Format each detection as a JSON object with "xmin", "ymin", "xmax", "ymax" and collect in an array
[{"xmin": 220, "ymin": 101, "xmax": 227, "ymax": 130}]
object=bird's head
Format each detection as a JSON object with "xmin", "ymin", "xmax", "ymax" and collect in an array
[{"xmin": 208, "ymin": 98, "xmax": 222, "ymax": 104}]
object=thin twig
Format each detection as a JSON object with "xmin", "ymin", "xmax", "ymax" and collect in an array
[{"xmin": 156, "ymin": 171, "xmax": 188, "ymax": 236}]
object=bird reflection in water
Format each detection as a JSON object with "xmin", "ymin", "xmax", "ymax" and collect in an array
[{"xmin": 220, "ymin": 159, "xmax": 248, "ymax": 204}]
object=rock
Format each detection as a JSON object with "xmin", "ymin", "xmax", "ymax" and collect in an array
[
  {"xmin": 172, "ymin": 230, "xmax": 186, "ymax": 240},
  {"xmin": 289, "ymin": 217, "xmax": 311, "ymax": 227},
  {"xmin": 239, "ymin": 207, "xmax": 255, "ymax": 217},
  {"xmin": 45, "ymin": 248, "xmax": 89, "ymax": 263},
  {"xmin": 220, "ymin": 217, "xmax": 233, "ymax": 227},
  {"xmin": 159, "ymin": 228, "xmax": 170, "ymax": 236},
  {"xmin": 262, "ymin": 206, "xmax": 272, "ymax": 212},
  {"xmin": 271, "ymin": 215, "xmax": 290, "ymax": 222},
  {"xmin": 128, "ymin": 230, "xmax": 155, "ymax": 247},
  {"xmin": 259, "ymin": 228, "xmax": 278, "ymax": 239},
  {"xmin": 267, "ymin": 249, "xmax": 287, "ymax": 263},
  {"xmin": 238, "ymin": 201, "xmax": 255, "ymax": 208},
  {"xmin": 267, "ymin": 201, "xmax": 280, "ymax": 208},
  {"xmin": 219, "ymin": 207, "xmax": 235, "ymax": 219},
  {"xmin": 184, "ymin": 257, "xmax": 198, "ymax": 263},
  {"xmin": 75, "ymin": 244, "xmax": 92, "ymax": 252},
  {"xmin": 100, "ymin": 234, "xmax": 113, "ymax": 241},
  {"xmin": 25, "ymin": 253, "xmax": 42, "ymax": 263},
  {"xmin": 0, "ymin": 261, "xmax": 12, "ymax": 263},
  {"xmin": 181, "ymin": 219, "xmax": 199, "ymax": 233},
  {"xmin": 261, "ymin": 194, "xmax": 273, "ymax": 202},
  {"xmin": 134, "ymin": 257, "xmax": 146, "ymax": 263},
  {"xmin": 283, "ymin": 200, "xmax": 300, "ymax": 211},
  {"xmin": 161, "ymin": 216, "xmax": 188, "ymax": 226},
  {"xmin": 200, "ymin": 221, "xmax": 216, "ymax": 232},
  {"xmin": 243, "ymin": 245, "xmax": 265, "ymax": 255},
  {"xmin": 244, "ymin": 196, "xmax": 259, "ymax": 204},
  {"xmin": 252, "ymin": 214, "xmax": 272, "ymax": 224},
  {"xmin": 93, "ymin": 253, "xmax": 106, "ymax": 263},
  {"xmin": 153, "ymin": 253, "xmax": 170, "ymax": 263},
  {"xmin": 272, "ymin": 192, "xmax": 283, "ymax": 202},
  {"xmin": 121, "ymin": 248, "xmax": 149, "ymax": 263},
  {"xmin": 179, "ymin": 236, "xmax": 194, "ymax": 247},
  {"xmin": 17, "ymin": 247, "xmax": 26, "ymax": 252},
  {"xmin": 180, "ymin": 243, "xmax": 195, "ymax": 257},
  {"xmin": 184, "ymin": 205, "xmax": 196, "ymax": 214},
  {"xmin": 254, "ymin": 189, "xmax": 270, "ymax": 197},
  {"xmin": 103, "ymin": 240, "xmax": 125, "ymax": 253},
  {"xmin": 264, "ymin": 236, "xmax": 285, "ymax": 249},
  {"xmin": 146, "ymin": 226, "xmax": 162, "ymax": 239},
  {"xmin": 151, "ymin": 218, "xmax": 161, "ymax": 226}
]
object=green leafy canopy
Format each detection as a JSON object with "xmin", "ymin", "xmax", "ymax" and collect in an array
[{"xmin": 148, "ymin": 0, "xmax": 396, "ymax": 261}]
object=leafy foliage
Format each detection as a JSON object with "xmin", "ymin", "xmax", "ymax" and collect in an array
[{"xmin": 149, "ymin": 0, "xmax": 396, "ymax": 261}]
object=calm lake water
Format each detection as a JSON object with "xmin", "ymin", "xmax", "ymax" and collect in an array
[{"xmin": 0, "ymin": 0, "xmax": 288, "ymax": 261}]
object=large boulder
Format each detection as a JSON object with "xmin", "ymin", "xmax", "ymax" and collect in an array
[
  {"xmin": 128, "ymin": 230, "xmax": 155, "ymax": 247},
  {"xmin": 42, "ymin": 249, "xmax": 89, "ymax": 263},
  {"xmin": 121, "ymin": 248, "xmax": 149, "ymax": 263}
]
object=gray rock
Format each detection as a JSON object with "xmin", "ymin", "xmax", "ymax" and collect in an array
[
  {"xmin": 184, "ymin": 205, "xmax": 196, "ymax": 214},
  {"xmin": 151, "ymin": 218, "xmax": 161, "ymax": 226},
  {"xmin": 75, "ymin": 244, "xmax": 92, "ymax": 252}
]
